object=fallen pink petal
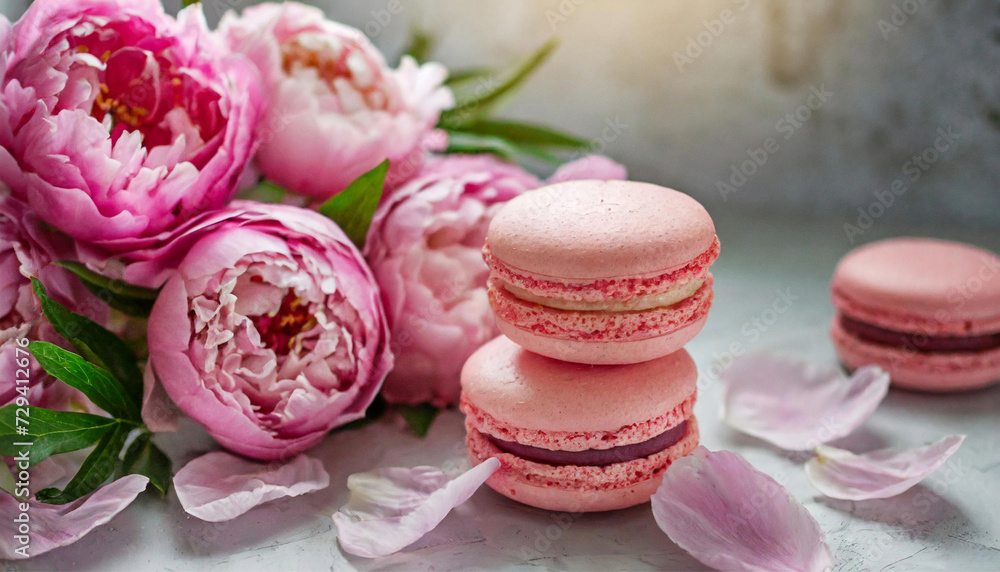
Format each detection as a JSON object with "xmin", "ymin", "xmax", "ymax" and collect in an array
[
  {"xmin": 174, "ymin": 451, "xmax": 330, "ymax": 522},
  {"xmin": 805, "ymin": 435, "xmax": 965, "ymax": 501},
  {"xmin": 652, "ymin": 447, "xmax": 833, "ymax": 572},
  {"xmin": 0, "ymin": 475, "xmax": 149, "ymax": 560},
  {"xmin": 722, "ymin": 353, "xmax": 890, "ymax": 450},
  {"xmin": 333, "ymin": 457, "xmax": 501, "ymax": 558}
]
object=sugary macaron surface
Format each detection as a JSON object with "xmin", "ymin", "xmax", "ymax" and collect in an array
[
  {"xmin": 484, "ymin": 180, "xmax": 720, "ymax": 364},
  {"xmin": 831, "ymin": 237, "xmax": 1000, "ymax": 391},
  {"xmin": 461, "ymin": 336, "xmax": 699, "ymax": 512}
]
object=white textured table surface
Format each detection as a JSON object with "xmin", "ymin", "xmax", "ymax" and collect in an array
[{"xmin": 11, "ymin": 211, "xmax": 1000, "ymax": 571}]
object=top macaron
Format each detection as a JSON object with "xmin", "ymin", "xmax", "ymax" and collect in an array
[{"xmin": 485, "ymin": 180, "xmax": 719, "ymax": 364}]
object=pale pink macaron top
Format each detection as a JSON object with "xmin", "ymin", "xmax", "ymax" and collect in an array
[
  {"xmin": 460, "ymin": 336, "xmax": 697, "ymax": 436},
  {"xmin": 832, "ymin": 238, "xmax": 1000, "ymax": 334},
  {"xmin": 487, "ymin": 180, "xmax": 717, "ymax": 281}
]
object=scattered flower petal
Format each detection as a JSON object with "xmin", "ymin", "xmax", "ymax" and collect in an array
[
  {"xmin": 652, "ymin": 447, "xmax": 833, "ymax": 572},
  {"xmin": 722, "ymin": 353, "xmax": 890, "ymax": 450},
  {"xmin": 174, "ymin": 451, "xmax": 330, "ymax": 522},
  {"xmin": 333, "ymin": 457, "xmax": 501, "ymax": 558},
  {"xmin": 29, "ymin": 456, "xmax": 77, "ymax": 491},
  {"xmin": 0, "ymin": 475, "xmax": 148, "ymax": 560},
  {"xmin": 805, "ymin": 435, "xmax": 965, "ymax": 501}
]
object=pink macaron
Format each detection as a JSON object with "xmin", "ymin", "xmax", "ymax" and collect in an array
[
  {"xmin": 831, "ymin": 237, "xmax": 1000, "ymax": 392},
  {"xmin": 484, "ymin": 180, "xmax": 719, "ymax": 365},
  {"xmin": 461, "ymin": 335, "xmax": 699, "ymax": 512}
]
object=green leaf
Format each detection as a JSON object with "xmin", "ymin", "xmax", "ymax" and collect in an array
[
  {"xmin": 0, "ymin": 458, "xmax": 16, "ymax": 497},
  {"xmin": 32, "ymin": 278, "xmax": 143, "ymax": 406},
  {"xmin": 29, "ymin": 342, "xmax": 140, "ymax": 422},
  {"xmin": 444, "ymin": 67, "xmax": 493, "ymax": 85},
  {"xmin": 54, "ymin": 261, "xmax": 159, "ymax": 317},
  {"xmin": 445, "ymin": 132, "xmax": 518, "ymax": 160},
  {"xmin": 402, "ymin": 27, "xmax": 435, "ymax": 64},
  {"xmin": 317, "ymin": 159, "xmax": 389, "ymax": 250},
  {"xmin": 117, "ymin": 433, "xmax": 171, "ymax": 497},
  {"xmin": 238, "ymin": 179, "xmax": 287, "ymax": 204},
  {"xmin": 456, "ymin": 119, "xmax": 588, "ymax": 149},
  {"xmin": 397, "ymin": 403, "xmax": 440, "ymax": 438},
  {"xmin": 0, "ymin": 406, "xmax": 119, "ymax": 466},
  {"xmin": 445, "ymin": 132, "xmax": 564, "ymax": 165},
  {"xmin": 181, "ymin": 0, "xmax": 200, "ymax": 6},
  {"xmin": 36, "ymin": 423, "xmax": 129, "ymax": 505},
  {"xmin": 439, "ymin": 38, "xmax": 559, "ymax": 129}
]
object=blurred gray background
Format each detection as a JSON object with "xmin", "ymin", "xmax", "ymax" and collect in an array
[{"xmin": 3, "ymin": 0, "xmax": 999, "ymax": 231}]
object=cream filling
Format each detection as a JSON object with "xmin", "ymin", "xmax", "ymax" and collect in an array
[{"xmin": 503, "ymin": 278, "xmax": 704, "ymax": 312}]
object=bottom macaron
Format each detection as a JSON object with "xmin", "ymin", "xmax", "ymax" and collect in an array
[
  {"xmin": 460, "ymin": 335, "xmax": 700, "ymax": 512},
  {"xmin": 467, "ymin": 416, "xmax": 699, "ymax": 513},
  {"xmin": 831, "ymin": 317, "xmax": 1000, "ymax": 392}
]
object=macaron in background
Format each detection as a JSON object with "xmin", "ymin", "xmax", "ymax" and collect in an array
[
  {"xmin": 831, "ymin": 237, "xmax": 1000, "ymax": 392},
  {"xmin": 460, "ymin": 336, "xmax": 699, "ymax": 512},
  {"xmin": 484, "ymin": 180, "xmax": 719, "ymax": 365}
]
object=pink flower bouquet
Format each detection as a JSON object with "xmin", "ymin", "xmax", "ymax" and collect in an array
[{"xmin": 1, "ymin": 0, "xmax": 862, "ymax": 567}]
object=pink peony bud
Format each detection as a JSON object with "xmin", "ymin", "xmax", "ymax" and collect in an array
[
  {"xmin": 0, "ymin": 0, "xmax": 263, "ymax": 251},
  {"xmin": 365, "ymin": 154, "xmax": 626, "ymax": 407},
  {"xmin": 146, "ymin": 201, "xmax": 392, "ymax": 461},
  {"xmin": 219, "ymin": 2, "xmax": 453, "ymax": 201}
]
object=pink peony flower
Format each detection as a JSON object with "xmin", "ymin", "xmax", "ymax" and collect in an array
[
  {"xmin": 0, "ymin": 0, "xmax": 262, "ymax": 251},
  {"xmin": 365, "ymin": 154, "xmax": 626, "ymax": 407},
  {"xmin": 0, "ymin": 218, "xmax": 38, "ymax": 407},
  {"xmin": 146, "ymin": 201, "xmax": 392, "ymax": 461},
  {"xmin": 0, "ymin": 194, "xmax": 108, "ymax": 411},
  {"xmin": 219, "ymin": 2, "xmax": 453, "ymax": 201}
]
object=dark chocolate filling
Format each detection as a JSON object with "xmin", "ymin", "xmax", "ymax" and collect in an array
[
  {"xmin": 840, "ymin": 315, "xmax": 1000, "ymax": 354},
  {"xmin": 487, "ymin": 421, "xmax": 688, "ymax": 467}
]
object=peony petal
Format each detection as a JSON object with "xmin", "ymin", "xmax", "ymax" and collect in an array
[
  {"xmin": 652, "ymin": 447, "xmax": 833, "ymax": 572},
  {"xmin": 0, "ymin": 475, "xmax": 148, "ymax": 560},
  {"xmin": 805, "ymin": 435, "xmax": 965, "ymax": 501},
  {"xmin": 722, "ymin": 353, "xmax": 889, "ymax": 450},
  {"xmin": 174, "ymin": 451, "xmax": 330, "ymax": 522},
  {"xmin": 333, "ymin": 457, "xmax": 500, "ymax": 558},
  {"xmin": 547, "ymin": 154, "xmax": 627, "ymax": 184},
  {"xmin": 141, "ymin": 364, "xmax": 180, "ymax": 432}
]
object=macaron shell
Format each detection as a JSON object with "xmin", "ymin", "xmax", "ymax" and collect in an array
[
  {"xmin": 832, "ymin": 238, "xmax": 1000, "ymax": 329},
  {"xmin": 460, "ymin": 336, "xmax": 698, "ymax": 434},
  {"xmin": 461, "ymin": 391, "xmax": 695, "ymax": 452},
  {"xmin": 483, "ymin": 237, "xmax": 720, "ymax": 303},
  {"xmin": 831, "ymin": 317, "xmax": 1000, "ymax": 392},
  {"xmin": 495, "ymin": 310, "xmax": 709, "ymax": 365},
  {"xmin": 489, "ymin": 275, "xmax": 713, "ymax": 342},
  {"xmin": 487, "ymin": 181, "xmax": 716, "ymax": 281},
  {"xmin": 467, "ymin": 416, "xmax": 700, "ymax": 513}
]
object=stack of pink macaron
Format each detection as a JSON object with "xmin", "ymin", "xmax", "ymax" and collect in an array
[{"xmin": 460, "ymin": 180, "xmax": 720, "ymax": 512}]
